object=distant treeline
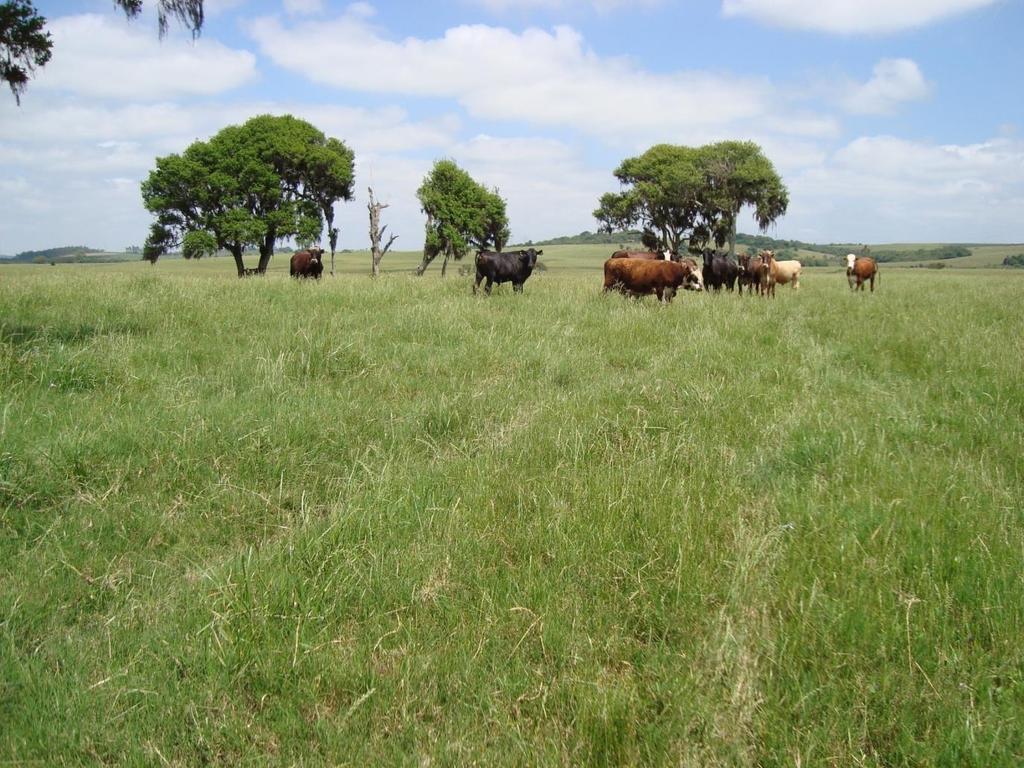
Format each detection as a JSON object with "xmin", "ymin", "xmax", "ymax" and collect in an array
[
  {"xmin": 11, "ymin": 246, "xmax": 94, "ymax": 263},
  {"xmin": 531, "ymin": 230, "xmax": 645, "ymax": 246},
  {"xmin": 736, "ymin": 235, "xmax": 972, "ymax": 264},
  {"xmin": 872, "ymin": 245, "xmax": 971, "ymax": 263},
  {"xmin": 1003, "ymin": 254, "xmax": 1024, "ymax": 267}
]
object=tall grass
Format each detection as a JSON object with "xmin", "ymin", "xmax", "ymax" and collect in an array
[{"xmin": 1, "ymin": 264, "xmax": 1022, "ymax": 765}]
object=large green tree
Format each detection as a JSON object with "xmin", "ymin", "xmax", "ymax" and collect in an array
[
  {"xmin": 415, "ymin": 159, "xmax": 509, "ymax": 277},
  {"xmin": 594, "ymin": 144, "xmax": 705, "ymax": 256},
  {"xmin": 292, "ymin": 136, "xmax": 356, "ymax": 276},
  {"xmin": 594, "ymin": 141, "xmax": 787, "ymax": 256},
  {"xmin": 141, "ymin": 114, "xmax": 354, "ymax": 277},
  {"xmin": 2, "ymin": 0, "xmax": 203, "ymax": 104},
  {"xmin": 697, "ymin": 140, "xmax": 788, "ymax": 258}
]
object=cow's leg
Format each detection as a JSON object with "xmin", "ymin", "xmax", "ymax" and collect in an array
[
  {"xmin": 870, "ymin": 274, "xmax": 875, "ymax": 293},
  {"xmin": 485, "ymin": 277, "xmax": 494, "ymax": 295},
  {"xmin": 513, "ymin": 282, "xmax": 523, "ymax": 293},
  {"xmin": 474, "ymin": 271, "xmax": 483, "ymax": 294}
]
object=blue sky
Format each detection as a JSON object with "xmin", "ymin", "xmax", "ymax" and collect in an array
[{"xmin": 2, "ymin": 0, "xmax": 1021, "ymax": 254}]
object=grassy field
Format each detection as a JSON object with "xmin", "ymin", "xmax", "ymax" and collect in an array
[{"xmin": 2, "ymin": 259, "xmax": 1023, "ymax": 765}]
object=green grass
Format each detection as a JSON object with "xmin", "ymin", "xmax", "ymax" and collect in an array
[{"xmin": 1, "ymin": 262, "xmax": 1023, "ymax": 765}]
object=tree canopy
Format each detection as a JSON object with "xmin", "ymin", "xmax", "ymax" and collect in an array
[
  {"xmin": 415, "ymin": 159, "xmax": 509, "ymax": 276},
  {"xmin": 1, "ymin": 1, "xmax": 51, "ymax": 104},
  {"xmin": 2, "ymin": 0, "xmax": 203, "ymax": 105},
  {"xmin": 594, "ymin": 141, "xmax": 788, "ymax": 256},
  {"xmin": 141, "ymin": 114, "xmax": 354, "ymax": 277},
  {"xmin": 697, "ymin": 140, "xmax": 789, "ymax": 257}
]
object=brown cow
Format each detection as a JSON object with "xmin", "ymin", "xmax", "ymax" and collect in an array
[
  {"xmin": 737, "ymin": 252, "xmax": 765, "ymax": 296},
  {"xmin": 758, "ymin": 250, "xmax": 776, "ymax": 297},
  {"xmin": 290, "ymin": 247, "xmax": 324, "ymax": 279},
  {"xmin": 603, "ymin": 258, "xmax": 702, "ymax": 303},
  {"xmin": 849, "ymin": 255, "xmax": 879, "ymax": 292},
  {"xmin": 610, "ymin": 249, "xmax": 673, "ymax": 261}
]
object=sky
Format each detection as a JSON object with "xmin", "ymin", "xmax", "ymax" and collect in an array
[{"xmin": 1, "ymin": 0, "xmax": 1022, "ymax": 255}]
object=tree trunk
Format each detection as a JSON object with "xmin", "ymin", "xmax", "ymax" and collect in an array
[
  {"xmin": 415, "ymin": 211, "xmax": 436, "ymax": 276},
  {"xmin": 257, "ymin": 233, "xmax": 274, "ymax": 273},
  {"xmin": 728, "ymin": 205, "xmax": 739, "ymax": 259},
  {"xmin": 327, "ymin": 213, "xmax": 338, "ymax": 277},
  {"xmin": 368, "ymin": 187, "xmax": 397, "ymax": 278},
  {"xmin": 441, "ymin": 250, "xmax": 450, "ymax": 278},
  {"xmin": 230, "ymin": 244, "xmax": 246, "ymax": 277}
]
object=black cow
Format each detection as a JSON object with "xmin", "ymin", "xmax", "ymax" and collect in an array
[
  {"xmin": 701, "ymin": 249, "xmax": 739, "ymax": 293},
  {"xmin": 474, "ymin": 248, "xmax": 543, "ymax": 295},
  {"xmin": 290, "ymin": 247, "xmax": 324, "ymax": 279}
]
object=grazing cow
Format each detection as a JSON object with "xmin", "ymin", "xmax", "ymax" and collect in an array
[
  {"xmin": 737, "ymin": 252, "xmax": 765, "ymax": 296},
  {"xmin": 850, "ymin": 256, "xmax": 880, "ymax": 292},
  {"xmin": 610, "ymin": 249, "xmax": 673, "ymax": 261},
  {"xmin": 701, "ymin": 249, "xmax": 740, "ymax": 293},
  {"xmin": 603, "ymin": 258, "xmax": 702, "ymax": 303},
  {"xmin": 474, "ymin": 248, "xmax": 543, "ymax": 295},
  {"xmin": 290, "ymin": 247, "xmax": 324, "ymax": 279}
]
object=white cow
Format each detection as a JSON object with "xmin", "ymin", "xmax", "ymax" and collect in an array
[{"xmin": 764, "ymin": 256, "xmax": 802, "ymax": 297}]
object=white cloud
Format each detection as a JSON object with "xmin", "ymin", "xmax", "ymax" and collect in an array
[
  {"xmin": 840, "ymin": 59, "xmax": 930, "ymax": 115},
  {"xmin": 283, "ymin": 0, "xmax": 324, "ymax": 15},
  {"xmin": 346, "ymin": 1, "xmax": 377, "ymax": 16},
  {"xmin": 454, "ymin": 135, "xmax": 610, "ymax": 240},
  {"xmin": 784, "ymin": 135, "xmax": 1024, "ymax": 241},
  {"xmin": 246, "ymin": 15, "xmax": 819, "ymax": 144},
  {"xmin": 470, "ymin": 0, "xmax": 661, "ymax": 10},
  {"xmin": 721, "ymin": 0, "xmax": 998, "ymax": 34},
  {"xmin": 32, "ymin": 14, "xmax": 256, "ymax": 100},
  {"xmin": 0, "ymin": 91, "xmax": 461, "ymax": 253}
]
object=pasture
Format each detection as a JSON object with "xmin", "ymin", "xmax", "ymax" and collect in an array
[{"xmin": 1, "ymin": 256, "xmax": 1022, "ymax": 765}]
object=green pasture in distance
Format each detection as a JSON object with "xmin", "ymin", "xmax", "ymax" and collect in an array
[
  {"xmin": 1, "ymin": 265, "xmax": 1023, "ymax": 765},
  {"xmin": 3, "ymin": 241, "xmax": 1020, "ymax": 275}
]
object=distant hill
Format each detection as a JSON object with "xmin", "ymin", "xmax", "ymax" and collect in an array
[
  {"xmin": 529, "ymin": 230, "xmax": 645, "ymax": 246},
  {"xmin": 4, "ymin": 246, "xmax": 142, "ymax": 265}
]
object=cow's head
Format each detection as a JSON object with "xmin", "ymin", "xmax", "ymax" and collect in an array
[
  {"xmin": 679, "ymin": 263, "xmax": 703, "ymax": 291},
  {"xmin": 309, "ymin": 247, "xmax": 324, "ymax": 265},
  {"xmin": 522, "ymin": 248, "xmax": 541, "ymax": 267},
  {"xmin": 846, "ymin": 253, "xmax": 857, "ymax": 270}
]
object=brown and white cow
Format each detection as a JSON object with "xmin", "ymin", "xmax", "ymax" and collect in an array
[
  {"xmin": 603, "ymin": 258, "xmax": 702, "ymax": 303},
  {"xmin": 290, "ymin": 247, "xmax": 324, "ymax": 279},
  {"xmin": 610, "ymin": 249, "xmax": 673, "ymax": 261},
  {"xmin": 849, "ymin": 256, "xmax": 879, "ymax": 292}
]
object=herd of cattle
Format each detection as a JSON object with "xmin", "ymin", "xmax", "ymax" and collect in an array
[
  {"xmin": 288, "ymin": 243, "xmax": 880, "ymax": 300},
  {"xmin": 599, "ymin": 248, "xmax": 879, "ymax": 303}
]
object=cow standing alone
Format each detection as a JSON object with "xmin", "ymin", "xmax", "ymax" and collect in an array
[
  {"xmin": 474, "ymin": 248, "xmax": 543, "ymax": 295},
  {"xmin": 848, "ymin": 255, "xmax": 880, "ymax": 292},
  {"xmin": 290, "ymin": 247, "xmax": 324, "ymax": 279}
]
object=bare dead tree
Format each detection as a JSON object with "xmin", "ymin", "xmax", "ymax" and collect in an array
[{"xmin": 367, "ymin": 187, "xmax": 398, "ymax": 277}]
